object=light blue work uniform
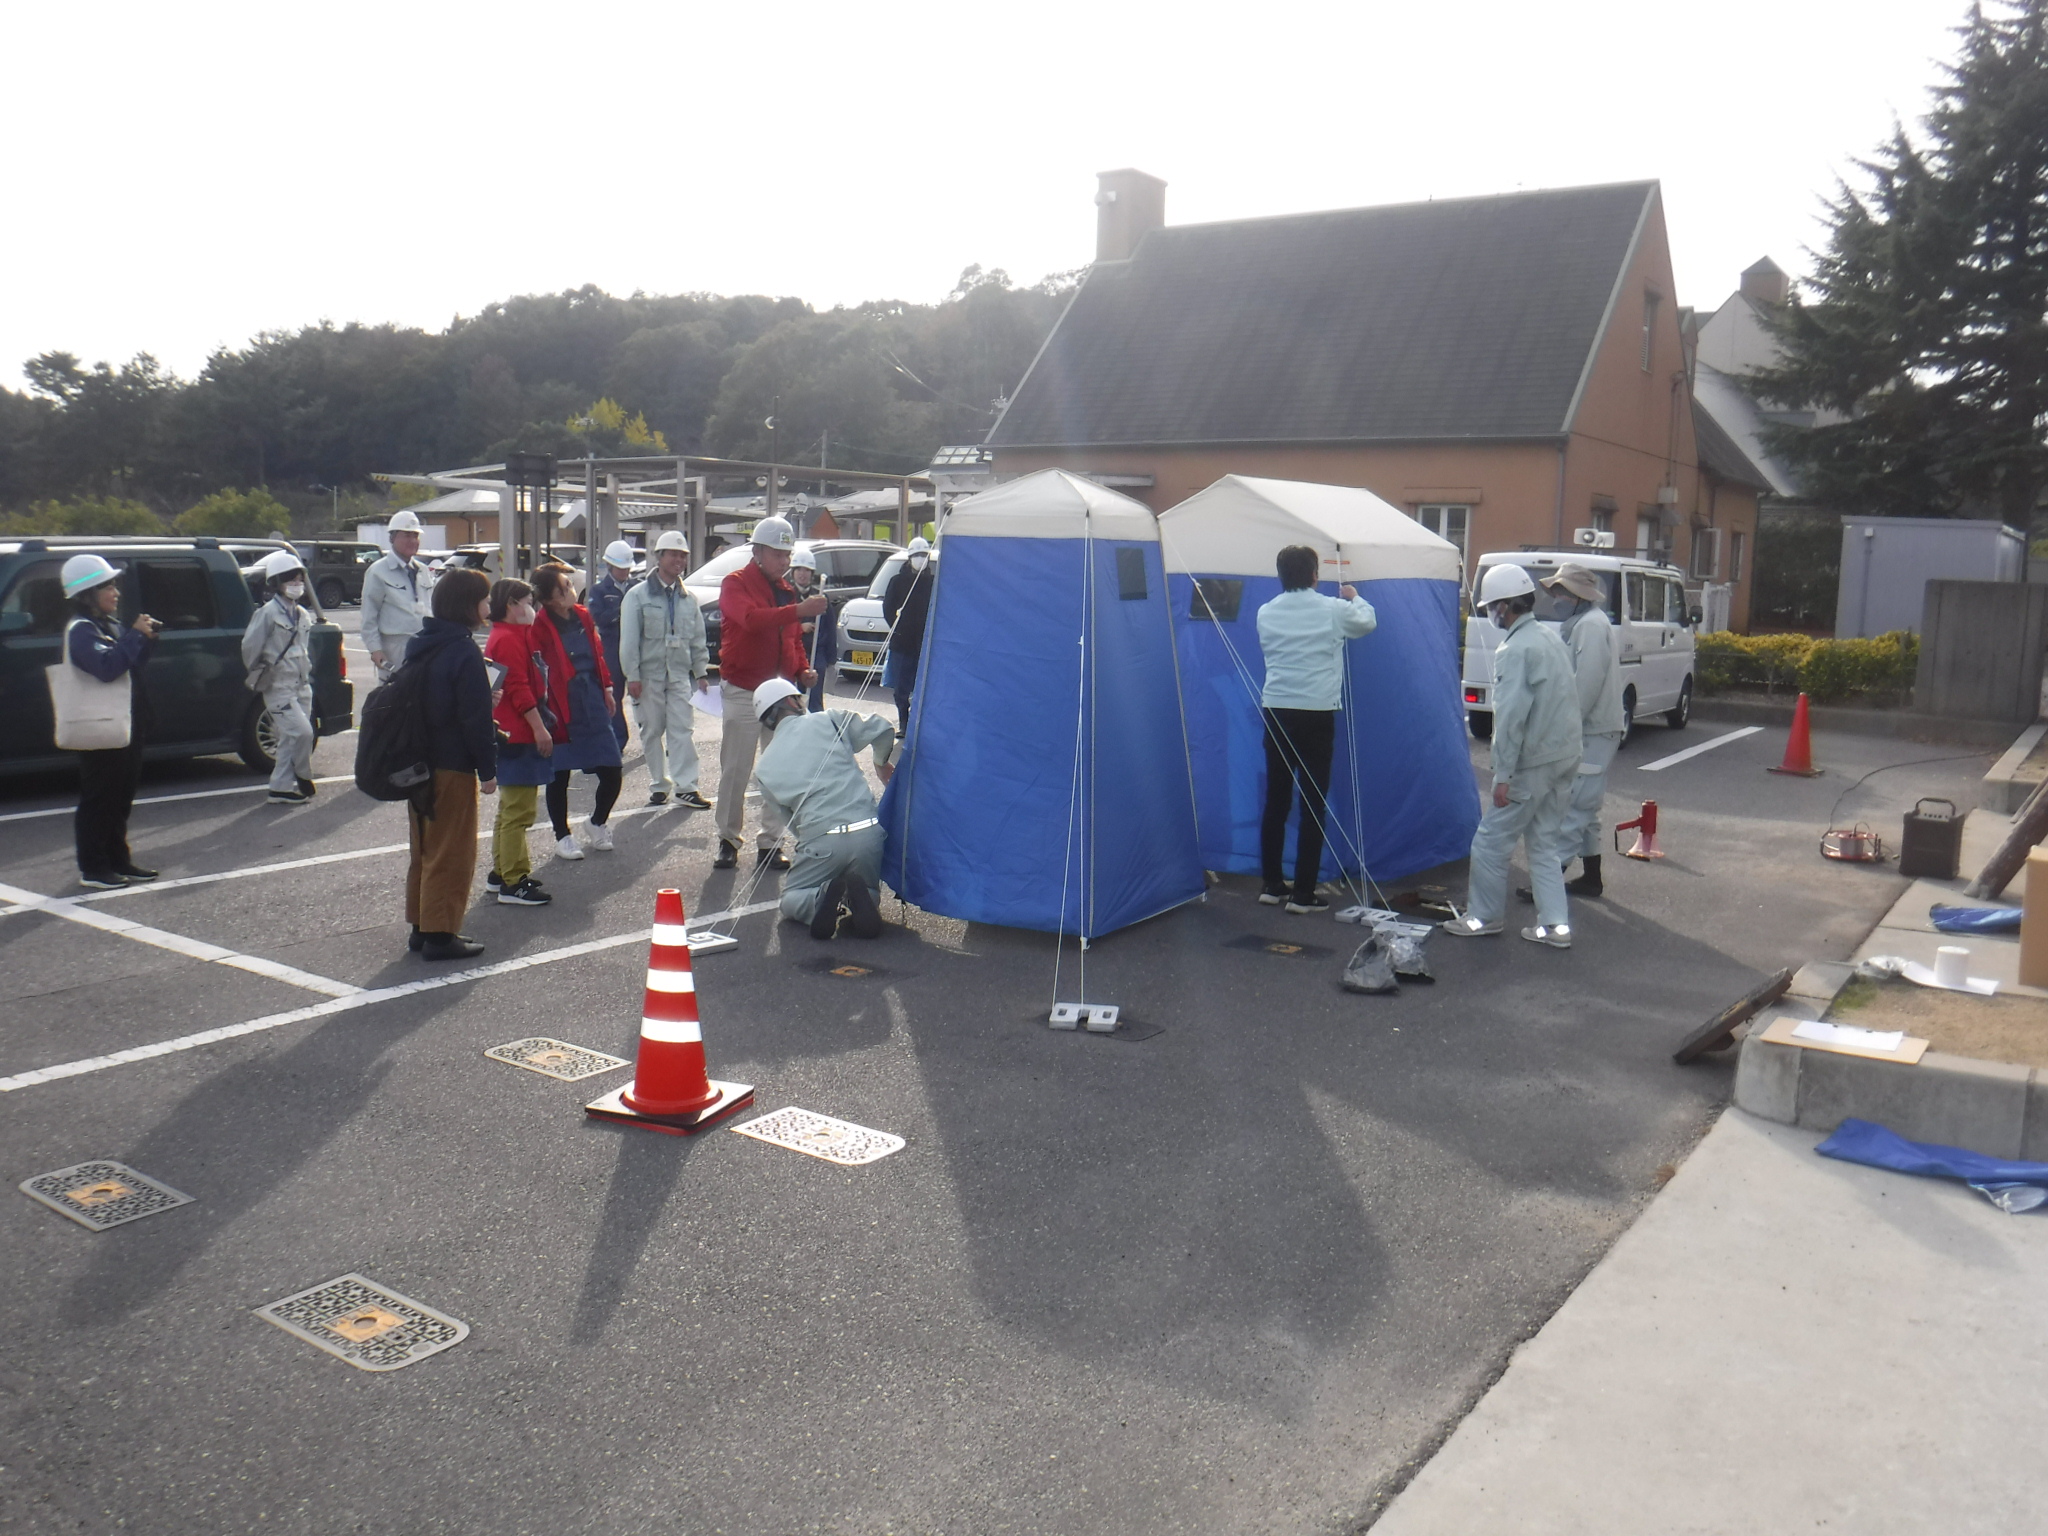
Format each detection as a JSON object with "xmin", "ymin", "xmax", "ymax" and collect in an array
[
  {"xmin": 617, "ymin": 571, "xmax": 709, "ymax": 797},
  {"xmin": 1254, "ymin": 588, "xmax": 1377, "ymax": 709},
  {"xmin": 752, "ymin": 709, "xmax": 897, "ymax": 925},
  {"xmin": 1559, "ymin": 603, "xmax": 1627, "ymax": 859},
  {"xmin": 240, "ymin": 593, "xmax": 316, "ymax": 795},
  {"xmin": 1465, "ymin": 611, "xmax": 1582, "ymax": 928}
]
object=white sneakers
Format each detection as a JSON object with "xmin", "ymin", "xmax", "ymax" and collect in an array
[
  {"xmin": 555, "ymin": 835, "xmax": 585, "ymax": 861},
  {"xmin": 583, "ymin": 822, "xmax": 614, "ymax": 852},
  {"xmin": 1520, "ymin": 924, "xmax": 1572, "ymax": 949},
  {"xmin": 1439, "ymin": 915, "xmax": 1503, "ymax": 937}
]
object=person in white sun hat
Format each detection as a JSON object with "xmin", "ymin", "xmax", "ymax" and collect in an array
[
  {"xmin": 361, "ymin": 508, "xmax": 428, "ymax": 679},
  {"xmin": 1442, "ymin": 562, "xmax": 1582, "ymax": 949},
  {"xmin": 617, "ymin": 528, "xmax": 709, "ymax": 809}
]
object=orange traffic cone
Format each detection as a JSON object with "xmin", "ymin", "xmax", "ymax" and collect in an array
[
  {"xmin": 585, "ymin": 889, "xmax": 754, "ymax": 1135},
  {"xmin": 1614, "ymin": 800, "xmax": 1664, "ymax": 860},
  {"xmin": 1768, "ymin": 693, "xmax": 1823, "ymax": 777}
]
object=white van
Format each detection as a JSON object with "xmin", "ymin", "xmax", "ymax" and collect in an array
[{"xmin": 1461, "ymin": 550, "xmax": 1696, "ymax": 740}]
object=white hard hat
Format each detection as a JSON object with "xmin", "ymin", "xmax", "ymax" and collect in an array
[
  {"xmin": 604, "ymin": 539, "xmax": 637, "ymax": 567},
  {"xmin": 653, "ymin": 530, "xmax": 689, "ymax": 554},
  {"xmin": 60, "ymin": 553, "xmax": 119, "ymax": 599},
  {"xmin": 753, "ymin": 677, "xmax": 803, "ymax": 720},
  {"xmin": 1477, "ymin": 563, "xmax": 1537, "ymax": 605},
  {"xmin": 907, "ymin": 536, "xmax": 931, "ymax": 554},
  {"xmin": 387, "ymin": 510, "xmax": 423, "ymax": 534},
  {"xmin": 751, "ymin": 516, "xmax": 795, "ymax": 551},
  {"xmin": 789, "ymin": 547, "xmax": 818, "ymax": 571},
  {"xmin": 260, "ymin": 549, "xmax": 306, "ymax": 580}
]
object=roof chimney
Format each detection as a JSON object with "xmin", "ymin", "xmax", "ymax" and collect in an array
[
  {"xmin": 1739, "ymin": 256, "xmax": 1789, "ymax": 307},
  {"xmin": 1095, "ymin": 168, "xmax": 1166, "ymax": 263}
]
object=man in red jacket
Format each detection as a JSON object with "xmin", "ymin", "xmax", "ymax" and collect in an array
[{"xmin": 714, "ymin": 515, "xmax": 824, "ymax": 868}]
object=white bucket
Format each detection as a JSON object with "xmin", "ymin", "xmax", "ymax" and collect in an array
[{"xmin": 1934, "ymin": 945, "xmax": 1971, "ymax": 989}]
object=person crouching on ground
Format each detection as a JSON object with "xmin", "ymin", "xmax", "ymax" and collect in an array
[
  {"xmin": 1255, "ymin": 544, "xmax": 1377, "ymax": 914},
  {"xmin": 749, "ymin": 678, "xmax": 896, "ymax": 940},
  {"xmin": 401, "ymin": 567, "xmax": 497, "ymax": 960},
  {"xmin": 532, "ymin": 562, "xmax": 624, "ymax": 858},
  {"xmin": 483, "ymin": 578, "xmax": 557, "ymax": 909},
  {"xmin": 1443, "ymin": 563, "xmax": 1582, "ymax": 948},
  {"xmin": 241, "ymin": 548, "xmax": 319, "ymax": 806}
]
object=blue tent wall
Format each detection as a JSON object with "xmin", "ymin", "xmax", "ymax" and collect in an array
[
  {"xmin": 1168, "ymin": 573, "xmax": 1478, "ymax": 884},
  {"xmin": 879, "ymin": 535, "xmax": 1204, "ymax": 937}
]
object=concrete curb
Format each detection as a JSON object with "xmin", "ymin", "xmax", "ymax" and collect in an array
[
  {"xmin": 1981, "ymin": 721, "xmax": 2047, "ymax": 814},
  {"xmin": 1693, "ymin": 698, "xmax": 2023, "ymax": 746},
  {"xmin": 1732, "ymin": 960, "xmax": 2048, "ymax": 1159}
]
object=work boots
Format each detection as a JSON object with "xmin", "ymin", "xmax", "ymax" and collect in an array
[{"xmin": 1566, "ymin": 856, "xmax": 1604, "ymax": 898}]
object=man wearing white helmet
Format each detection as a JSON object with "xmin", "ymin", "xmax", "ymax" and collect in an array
[
  {"xmin": 617, "ymin": 528, "xmax": 710, "ymax": 808},
  {"xmin": 749, "ymin": 678, "xmax": 896, "ymax": 939},
  {"xmin": 713, "ymin": 515, "xmax": 824, "ymax": 869},
  {"xmin": 361, "ymin": 509, "xmax": 428, "ymax": 679},
  {"xmin": 587, "ymin": 538, "xmax": 640, "ymax": 751},
  {"xmin": 787, "ymin": 546, "xmax": 835, "ymax": 711},
  {"xmin": 1443, "ymin": 563, "xmax": 1583, "ymax": 948},
  {"xmin": 241, "ymin": 548, "xmax": 319, "ymax": 804},
  {"xmin": 882, "ymin": 536, "xmax": 934, "ymax": 731}
]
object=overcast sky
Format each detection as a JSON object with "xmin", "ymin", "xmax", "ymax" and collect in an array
[{"xmin": 7, "ymin": 0, "xmax": 1969, "ymax": 386}]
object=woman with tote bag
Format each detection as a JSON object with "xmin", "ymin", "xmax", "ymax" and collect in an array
[{"xmin": 49, "ymin": 554, "xmax": 160, "ymax": 890}]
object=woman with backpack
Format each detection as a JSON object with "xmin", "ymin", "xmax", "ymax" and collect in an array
[
  {"xmin": 398, "ymin": 566, "xmax": 497, "ymax": 961},
  {"xmin": 483, "ymin": 578, "xmax": 558, "ymax": 909},
  {"xmin": 531, "ymin": 562, "xmax": 623, "ymax": 858},
  {"xmin": 241, "ymin": 548, "xmax": 318, "ymax": 806},
  {"xmin": 53, "ymin": 554, "xmax": 160, "ymax": 891}
]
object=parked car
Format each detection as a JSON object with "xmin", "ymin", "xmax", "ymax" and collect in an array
[
  {"xmin": 0, "ymin": 536, "xmax": 353, "ymax": 778},
  {"xmin": 1460, "ymin": 549, "xmax": 1696, "ymax": 739},
  {"xmin": 443, "ymin": 543, "xmax": 591, "ymax": 582},
  {"xmin": 290, "ymin": 539, "xmax": 383, "ymax": 610},
  {"xmin": 835, "ymin": 548, "xmax": 937, "ymax": 681},
  {"xmin": 686, "ymin": 538, "xmax": 899, "ymax": 669}
]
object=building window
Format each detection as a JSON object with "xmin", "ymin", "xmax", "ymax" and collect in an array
[
  {"xmin": 1729, "ymin": 530, "xmax": 1746, "ymax": 584},
  {"xmin": 1690, "ymin": 527, "xmax": 1722, "ymax": 579},
  {"xmin": 1642, "ymin": 291, "xmax": 1660, "ymax": 371},
  {"xmin": 1416, "ymin": 504, "xmax": 1470, "ymax": 568}
]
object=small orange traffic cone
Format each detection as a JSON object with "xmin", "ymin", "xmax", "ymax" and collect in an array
[
  {"xmin": 585, "ymin": 889, "xmax": 754, "ymax": 1135},
  {"xmin": 1614, "ymin": 800, "xmax": 1664, "ymax": 860},
  {"xmin": 1768, "ymin": 693, "xmax": 1823, "ymax": 777}
]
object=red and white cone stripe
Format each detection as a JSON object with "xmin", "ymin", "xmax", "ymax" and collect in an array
[{"xmin": 622, "ymin": 889, "xmax": 717, "ymax": 1116}]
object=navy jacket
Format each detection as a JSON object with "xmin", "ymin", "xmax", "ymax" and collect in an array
[
  {"xmin": 587, "ymin": 572, "xmax": 636, "ymax": 685},
  {"xmin": 68, "ymin": 613, "xmax": 154, "ymax": 728},
  {"xmin": 403, "ymin": 618, "xmax": 498, "ymax": 780}
]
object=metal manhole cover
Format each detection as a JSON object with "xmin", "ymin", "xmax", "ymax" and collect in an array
[
  {"xmin": 255, "ymin": 1274, "xmax": 468, "ymax": 1371},
  {"xmin": 830, "ymin": 964, "xmax": 870, "ymax": 978},
  {"xmin": 484, "ymin": 1037, "xmax": 629, "ymax": 1082},
  {"xmin": 20, "ymin": 1161, "xmax": 194, "ymax": 1231},
  {"xmin": 799, "ymin": 956, "xmax": 887, "ymax": 978},
  {"xmin": 731, "ymin": 1107, "xmax": 905, "ymax": 1165},
  {"xmin": 1225, "ymin": 933, "xmax": 1333, "ymax": 960}
]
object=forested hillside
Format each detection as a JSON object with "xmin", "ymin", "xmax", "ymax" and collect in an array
[{"xmin": 0, "ymin": 265, "xmax": 1077, "ymax": 532}]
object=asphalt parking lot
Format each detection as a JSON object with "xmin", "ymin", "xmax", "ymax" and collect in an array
[{"xmin": 0, "ymin": 612, "xmax": 1999, "ymax": 1535}]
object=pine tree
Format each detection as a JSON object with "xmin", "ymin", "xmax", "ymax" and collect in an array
[{"xmin": 1756, "ymin": 0, "xmax": 2048, "ymax": 521}]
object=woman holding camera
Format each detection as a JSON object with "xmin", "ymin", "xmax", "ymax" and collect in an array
[{"xmin": 56, "ymin": 554, "xmax": 160, "ymax": 890}]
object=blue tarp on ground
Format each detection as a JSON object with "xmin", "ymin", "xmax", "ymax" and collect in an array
[
  {"xmin": 878, "ymin": 471, "xmax": 1204, "ymax": 938},
  {"xmin": 1817, "ymin": 1117, "xmax": 2048, "ymax": 1213},
  {"xmin": 1158, "ymin": 476, "xmax": 1480, "ymax": 885}
]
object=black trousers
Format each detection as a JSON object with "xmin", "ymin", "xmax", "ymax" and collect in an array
[
  {"xmin": 891, "ymin": 652, "xmax": 920, "ymax": 731},
  {"xmin": 1260, "ymin": 707, "xmax": 1337, "ymax": 898},
  {"xmin": 75, "ymin": 740, "xmax": 145, "ymax": 877},
  {"xmin": 546, "ymin": 766, "xmax": 622, "ymax": 837}
]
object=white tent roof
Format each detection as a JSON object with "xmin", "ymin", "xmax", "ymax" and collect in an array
[
  {"xmin": 944, "ymin": 469, "xmax": 1157, "ymax": 542},
  {"xmin": 1157, "ymin": 475, "xmax": 1460, "ymax": 582}
]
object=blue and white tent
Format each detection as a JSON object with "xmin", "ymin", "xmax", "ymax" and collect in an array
[
  {"xmin": 1157, "ymin": 475, "xmax": 1478, "ymax": 887},
  {"xmin": 878, "ymin": 470, "xmax": 1205, "ymax": 939}
]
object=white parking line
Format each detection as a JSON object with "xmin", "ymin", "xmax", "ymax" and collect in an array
[
  {"xmin": 0, "ymin": 898, "xmax": 784, "ymax": 1092},
  {"xmin": 0, "ymin": 775, "xmax": 356, "ymax": 825},
  {"xmin": 0, "ymin": 881, "xmax": 360, "ymax": 998},
  {"xmin": 1635, "ymin": 726, "xmax": 1763, "ymax": 772}
]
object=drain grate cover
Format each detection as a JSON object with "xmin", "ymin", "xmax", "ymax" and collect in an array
[
  {"xmin": 20, "ymin": 1161, "xmax": 194, "ymax": 1231},
  {"xmin": 731, "ymin": 1107, "xmax": 905, "ymax": 1165},
  {"xmin": 255, "ymin": 1274, "xmax": 468, "ymax": 1371},
  {"xmin": 1226, "ymin": 933, "xmax": 1333, "ymax": 960},
  {"xmin": 484, "ymin": 1037, "xmax": 629, "ymax": 1082}
]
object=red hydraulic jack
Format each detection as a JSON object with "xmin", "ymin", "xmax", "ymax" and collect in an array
[{"xmin": 1614, "ymin": 801, "xmax": 1664, "ymax": 860}]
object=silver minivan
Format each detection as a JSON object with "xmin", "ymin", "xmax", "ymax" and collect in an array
[{"xmin": 1460, "ymin": 550, "xmax": 1695, "ymax": 739}]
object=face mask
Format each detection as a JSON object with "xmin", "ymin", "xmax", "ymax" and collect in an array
[
  {"xmin": 910, "ymin": 554, "xmax": 929, "ymax": 570},
  {"xmin": 284, "ymin": 582, "xmax": 306, "ymax": 600}
]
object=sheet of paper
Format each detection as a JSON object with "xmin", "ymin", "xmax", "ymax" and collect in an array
[
  {"xmin": 1792, "ymin": 1019, "xmax": 1907, "ymax": 1053},
  {"xmin": 692, "ymin": 685, "xmax": 722, "ymax": 718}
]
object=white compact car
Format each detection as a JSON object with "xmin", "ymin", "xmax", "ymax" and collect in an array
[
  {"xmin": 1461, "ymin": 550, "xmax": 1696, "ymax": 739},
  {"xmin": 835, "ymin": 548, "xmax": 937, "ymax": 681}
]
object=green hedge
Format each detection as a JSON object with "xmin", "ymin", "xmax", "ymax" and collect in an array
[{"xmin": 1695, "ymin": 630, "xmax": 1918, "ymax": 705}]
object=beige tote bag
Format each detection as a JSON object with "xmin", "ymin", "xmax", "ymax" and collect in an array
[{"xmin": 48, "ymin": 619, "xmax": 132, "ymax": 751}]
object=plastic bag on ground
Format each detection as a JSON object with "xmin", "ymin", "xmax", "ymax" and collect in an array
[
  {"xmin": 1342, "ymin": 932, "xmax": 1399, "ymax": 994},
  {"xmin": 1377, "ymin": 921, "xmax": 1434, "ymax": 981}
]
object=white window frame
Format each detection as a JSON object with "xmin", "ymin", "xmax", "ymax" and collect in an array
[
  {"xmin": 1415, "ymin": 503, "xmax": 1471, "ymax": 570},
  {"xmin": 1729, "ymin": 529, "xmax": 1747, "ymax": 584},
  {"xmin": 1691, "ymin": 526, "xmax": 1723, "ymax": 580}
]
